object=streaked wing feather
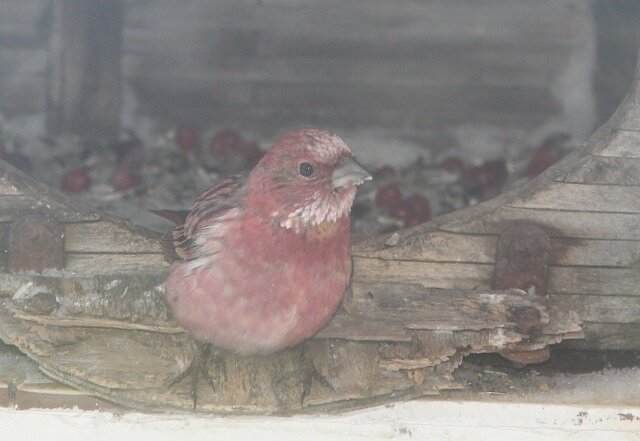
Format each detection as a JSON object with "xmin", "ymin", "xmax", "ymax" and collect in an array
[{"xmin": 173, "ymin": 174, "xmax": 246, "ymax": 261}]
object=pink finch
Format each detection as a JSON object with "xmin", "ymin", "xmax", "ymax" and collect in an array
[{"xmin": 164, "ymin": 128, "xmax": 371, "ymax": 356}]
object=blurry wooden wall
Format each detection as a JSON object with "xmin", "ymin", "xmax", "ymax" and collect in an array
[{"xmin": 0, "ymin": 0, "xmax": 638, "ymax": 138}]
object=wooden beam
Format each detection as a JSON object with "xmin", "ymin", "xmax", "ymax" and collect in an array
[{"xmin": 47, "ymin": 0, "xmax": 123, "ymax": 141}]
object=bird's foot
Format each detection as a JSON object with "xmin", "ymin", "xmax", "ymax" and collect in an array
[
  {"xmin": 168, "ymin": 343, "xmax": 226, "ymax": 410},
  {"xmin": 272, "ymin": 344, "xmax": 335, "ymax": 408}
]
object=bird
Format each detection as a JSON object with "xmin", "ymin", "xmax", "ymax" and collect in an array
[{"xmin": 164, "ymin": 128, "xmax": 371, "ymax": 360}]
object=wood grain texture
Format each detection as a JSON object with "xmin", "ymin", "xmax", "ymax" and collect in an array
[
  {"xmin": 509, "ymin": 182, "xmax": 640, "ymax": 213},
  {"xmin": 349, "ymin": 54, "xmax": 640, "ymax": 356},
  {"xmin": 548, "ymin": 267, "xmax": 640, "ymax": 296},
  {"xmin": 549, "ymin": 294, "xmax": 640, "ymax": 324},
  {"xmin": 47, "ymin": 0, "xmax": 123, "ymax": 139},
  {"xmin": 4, "ymin": 0, "xmax": 589, "ymax": 128},
  {"xmin": 1, "ymin": 4, "xmax": 640, "ymax": 410},
  {"xmin": 564, "ymin": 322, "xmax": 640, "ymax": 350},
  {"xmin": 557, "ymin": 156, "xmax": 640, "ymax": 185},
  {"xmin": 0, "ymin": 195, "xmax": 96, "ymax": 222},
  {"xmin": 551, "ymin": 238, "xmax": 640, "ymax": 267},
  {"xmin": 0, "ymin": 161, "xmax": 99, "ymax": 222},
  {"xmin": 0, "ymin": 271, "xmax": 580, "ymax": 412},
  {"xmin": 64, "ymin": 221, "xmax": 164, "ymax": 253},
  {"xmin": 353, "ymin": 230, "xmax": 496, "ymax": 263},
  {"xmin": 65, "ymin": 253, "xmax": 168, "ymax": 273},
  {"xmin": 597, "ymin": 129, "xmax": 640, "ymax": 158},
  {"xmin": 440, "ymin": 206, "xmax": 640, "ymax": 240},
  {"xmin": 352, "ymin": 258, "xmax": 493, "ymax": 290}
]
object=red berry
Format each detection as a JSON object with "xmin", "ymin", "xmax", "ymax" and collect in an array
[
  {"xmin": 479, "ymin": 159, "xmax": 508, "ymax": 189},
  {"xmin": 405, "ymin": 194, "xmax": 431, "ymax": 225},
  {"xmin": 112, "ymin": 169, "xmax": 138, "ymax": 191},
  {"xmin": 175, "ymin": 125, "xmax": 200, "ymax": 153},
  {"xmin": 375, "ymin": 184, "xmax": 402, "ymax": 208},
  {"xmin": 62, "ymin": 169, "xmax": 91, "ymax": 192},
  {"xmin": 113, "ymin": 139, "xmax": 145, "ymax": 170},
  {"xmin": 480, "ymin": 185, "xmax": 501, "ymax": 201},
  {"xmin": 461, "ymin": 164, "xmax": 482, "ymax": 196},
  {"xmin": 525, "ymin": 145, "xmax": 558, "ymax": 178},
  {"xmin": 441, "ymin": 156, "xmax": 465, "ymax": 174},
  {"xmin": 462, "ymin": 164, "xmax": 480, "ymax": 182},
  {"xmin": 388, "ymin": 202, "xmax": 409, "ymax": 222},
  {"xmin": 210, "ymin": 129, "xmax": 244, "ymax": 156},
  {"xmin": 240, "ymin": 141, "xmax": 264, "ymax": 167}
]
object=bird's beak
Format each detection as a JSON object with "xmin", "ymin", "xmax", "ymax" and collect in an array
[{"xmin": 331, "ymin": 157, "xmax": 372, "ymax": 190}]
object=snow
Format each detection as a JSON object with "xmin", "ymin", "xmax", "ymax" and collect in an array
[{"xmin": 1, "ymin": 399, "xmax": 638, "ymax": 440}]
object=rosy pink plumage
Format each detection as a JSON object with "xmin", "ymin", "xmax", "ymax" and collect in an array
[{"xmin": 164, "ymin": 128, "xmax": 370, "ymax": 355}]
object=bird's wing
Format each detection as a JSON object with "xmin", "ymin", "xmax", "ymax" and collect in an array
[{"xmin": 171, "ymin": 174, "xmax": 247, "ymax": 261}]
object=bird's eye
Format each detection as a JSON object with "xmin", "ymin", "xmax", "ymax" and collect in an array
[{"xmin": 299, "ymin": 162, "xmax": 315, "ymax": 177}]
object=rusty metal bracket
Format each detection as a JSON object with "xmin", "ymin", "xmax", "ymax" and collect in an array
[
  {"xmin": 9, "ymin": 214, "xmax": 64, "ymax": 272},
  {"xmin": 493, "ymin": 223, "xmax": 552, "ymax": 366}
]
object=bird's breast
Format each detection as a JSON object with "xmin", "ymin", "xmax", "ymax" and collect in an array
[{"xmin": 165, "ymin": 217, "xmax": 352, "ymax": 355}]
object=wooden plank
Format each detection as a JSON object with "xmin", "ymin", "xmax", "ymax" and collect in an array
[
  {"xmin": 0, "ymin": 175, "xmax": 24, "ymax": 195},
  {"xmin": 0, "ymin": 161, "xmax": 100, "ymax": 221},
  {"xmin": 441, "ymin": 206, "xmax": 640, "ymax": 240},
  {"xmin": 124, "ymin": 51, "xmax": 558, "ymax": 88},
  {"xmin": 552, "ymin": 238, "xmax": 640, "ymax": 267},
  {"xmin": 347, "ymin": 282, "xmax": 548, "ymax": 333},
  {"xmin": 598, "ymin": 129, "xmax": 640, "ymax": 158},
  {"xmin": 353, "ymin": 231, "xmax": 496, "ymax": 263},
  {"xmin": 509, "ymin": 182, "xmax": 640, "ymax": 213},
  {"xmin": 65, "ymin": 253, "xmax": 168, "ymax": 273},
  {"xmin": 64, "ymin": 221, "xmax": 163, "ymax": 253},
  {"xmin": 121, "ymin": 0, "xmax": 583, "ymax": 133},
  {"xmin": 124, "ymin": 0, "xmax": 581, "ymax": 49},
  {"xmin": 548, "ymin": 266, "xmax": 640, "ymax": 296},
  {"xmin": 619, "ymin": 105, "xmax": 640, "ymax": 133},
  {"xmin": 47, "ymin": 0, "xmax": 123, "ymax": 139},
  {"xmin": 564, "ymin": 322, "xmax": 640, "ymax": 351},
  {"xmin": 135, "ymin": 91, "xmax": 555, "ymax": 132},
  {"xmin": 252, "ymin": 0, "xmax": 584, "ymax": 48},
  {"xmin": 558, "ymin": 156, "xmax": 640, "ymax": 185},
  {"xmin": 0, "ymin": 195, "xmax": 98, "ymax": 222},
  {"xmin": 354, "ymin": 231, "xmax": 638, "ymax": 271},
  {"xmin": 9, "ymin": 309, "xmax": 182, "ymax": 335},
  {"xmin": 0, "ymin": 272, "xmax": 170, "ymax": 325},
  {"xmin": 254, "ymin": 83, "xmax": 559, "ymax": 115},
  {"xmin": 355, "ymin": 232, "xmax": 638, "ymax": 269},
  {"xmin": 352, "ymin": 257, "xmax": 493, "ymax": 289},
  {"xmin": 550, "ymin": 294, "xmax": 640, "ymax": 324}
]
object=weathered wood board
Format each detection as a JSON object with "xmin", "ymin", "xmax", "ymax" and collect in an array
[
  {"xmin": 0, "ymin": 272, "xmax": 580, "ymax": 412},
  {"xmin": 0, "ymin": 157, "xmax": 581, "ymax": 412},
  {"xmin": 0, "ymin": 52, "xmax": 639, "ymax": 414},
  {"xmin": 350, "ymin": 54, "xmax": 640, "ymax": 353}
]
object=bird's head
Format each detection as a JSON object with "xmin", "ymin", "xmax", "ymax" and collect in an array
[{"xmin": 246, "ymin": 128, "xmax": 371, "ymax": 233}]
